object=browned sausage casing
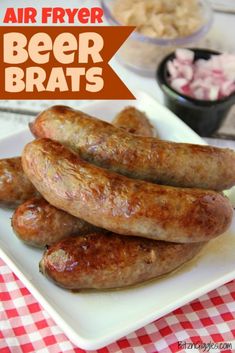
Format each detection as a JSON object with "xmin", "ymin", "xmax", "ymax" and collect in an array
[
  {"xmin": 0, "ymin": 107, "xmax": 153, "ymax": 208},
  {"xmin": 0, "ymin": 157, "xmax": 38, "ymax": 208},
  {"xmin": 30, "ymin": 106, "xmax": 235, "ymax": 191},
  {"xmin": 39, "ymin": 233, "xmax": 205, "ymax": 289},
  {"xmin": 112, "ymin": 106, "xmax": 155, "ymax": 136},
  {"xmin": 12, "ymin": 198, "xmax": 98, "ymax": 248},
  {"xmin": 10, "ymin": 110, "xmax": 152, "ymax": 246},
  {"xmin": 22, "ymin": 138, "xmax": 233, "ymax": 243}
]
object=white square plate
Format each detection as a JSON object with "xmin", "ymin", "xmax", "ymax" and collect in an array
[{"xmin": 1, "ymin": 91, "xmax": 235, "ymax": 350}]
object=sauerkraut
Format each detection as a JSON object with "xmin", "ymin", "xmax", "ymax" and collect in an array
[{"xmin": 113, "ymin": 0, "xmax": 202, "ymax": 39}]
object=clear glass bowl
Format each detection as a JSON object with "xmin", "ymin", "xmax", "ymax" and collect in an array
[{"xmin": 101, "ymin": 0, "xmax": 213, "ymax": 76}]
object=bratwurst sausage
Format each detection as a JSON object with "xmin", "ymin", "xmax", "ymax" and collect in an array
[
  {"xmin": 30, "ymin": 106, "xmax": 235, "ymax": 191},
  {"xmin": 12, "ymin": 197, "xmax": 98, "ymax": 248},
  {"xmin": 39, "ymin": 233, "xmax": 205, "ymax": 289},
  {"xmin": 0, "ymin": 157, "xmax": 38, "ymax": 208},
  {"xmin": 22, "ymin": 138, "xmax": 233, "ymax": 243},
  {"xmin": 0, "ymin": 107, "xmax": 149, "ymax": 208},
  {"xmin": 112, "ymin": 106, "xmax": 155, "ymax": 136},
  {"xmin": 10, "ymin": 109, "xmax": 152, "ymax": 246}
]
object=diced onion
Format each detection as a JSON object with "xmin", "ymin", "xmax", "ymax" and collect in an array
[{"xmin": 167, "ymin": 49, "xmax": 235, "ymax": 100}]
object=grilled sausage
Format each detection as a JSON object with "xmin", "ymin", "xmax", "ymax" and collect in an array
[
  {"xmin": 22, "ymin": 138, "xmax": 233, "ymax": 243},
  {"xmin": 11, "ymin": 109, "xmax": 152, "ymax": 245},
  {"xmin": 112, "ymin": 106, "xmax": 155, "ymax": 136},
  {"xmin": 30, "ymin": 105, "xmax": 235, "ymax": 191},
  {"xmin": 12, "ymin": 198, "xmax": 98, "ymax": 248},
  {"xmin": 0, "ymin": 107, "xmax": 149, "ymax": 208},
  {"xmin": 0, "ymin": 157, "xmax": 38, "ymax": 208},
  {"xmin": 39, "ymin": 233, "xmax": 205, "ymax": 290}
]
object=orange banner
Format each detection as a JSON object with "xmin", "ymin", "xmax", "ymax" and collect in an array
[{"xmin": 0, "ymin": 26, "xmax": 135, "ymax": 99}]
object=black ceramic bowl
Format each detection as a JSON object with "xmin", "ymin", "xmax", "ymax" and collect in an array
[{"xmin": 156, "ymin": 48, "xmax": 235, "ymax": 136}]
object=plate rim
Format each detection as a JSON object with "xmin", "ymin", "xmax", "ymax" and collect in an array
[{"xmin": 1, "ymin": 235, "xmax": 235, "ymax": 350}]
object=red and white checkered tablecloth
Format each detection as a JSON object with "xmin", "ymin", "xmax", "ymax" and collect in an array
[{"xmin": 0, "ymin": 258, "xmax": 235, "ymax": 353}]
